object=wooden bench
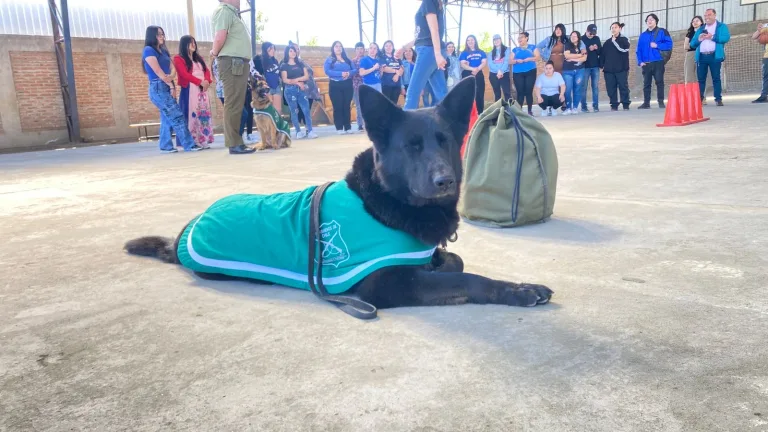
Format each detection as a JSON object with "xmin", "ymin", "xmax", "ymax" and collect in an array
[{"xmin": 129, "ymin": 122, "xmax": 161, "ymax": 141}]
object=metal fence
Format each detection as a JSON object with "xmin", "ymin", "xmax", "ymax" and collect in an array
[{"xmin": 0, "ymin": 0, "xmax": 232, "ymax": 41}]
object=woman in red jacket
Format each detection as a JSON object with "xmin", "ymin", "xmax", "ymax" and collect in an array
[{"xmin": 173, "ymin": 35, "xmax": 214, "ymax": 149}]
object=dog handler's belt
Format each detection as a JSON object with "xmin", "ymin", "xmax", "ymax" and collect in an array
[{"xmin": 308, "ymin": 182, "xmax": 377, "ymax": 320}]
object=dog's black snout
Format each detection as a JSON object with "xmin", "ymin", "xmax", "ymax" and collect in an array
[{"xmin": 433, "ymin": 174, "xmax": 456, "ymax": 191}]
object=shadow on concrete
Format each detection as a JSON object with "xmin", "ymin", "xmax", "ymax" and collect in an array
[{"xmin": 465, "ymin": 217, "xmax": 622, "ymax": 244}]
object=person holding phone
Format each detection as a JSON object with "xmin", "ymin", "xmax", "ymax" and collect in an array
[{"xmin": 690, "ymin": 8, "xmax": 730, "ymax": 106}]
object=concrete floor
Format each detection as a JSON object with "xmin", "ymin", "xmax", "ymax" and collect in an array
[{"xmin": 1, "ymin": 96, "xmax": 767, "ymax": 432}]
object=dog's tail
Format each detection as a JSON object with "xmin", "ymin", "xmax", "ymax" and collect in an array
[{"xmin": 124, "ymin": 236, "xmax": 178, "ymax": 264}]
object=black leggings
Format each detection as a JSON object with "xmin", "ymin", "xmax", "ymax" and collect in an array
[
  {"xmin": 382, "ymin": 85, "xmax": 401, "ymax": 105},
  {"xmin": 462, "ymin": 69, "xmax": 485, "ymax": 114},
  {"xmin": 513, "ymin": 69, "xmax": 537, "ymax": 111},
  {"xmin": 329, "ymin": 79, "xmax": 354, "ymax": 131},
  {"xmin": 489, "ymin": 72, "xmax": 511, "ymax": 102},
  {"xmin": 538, "ymin": 94, "xmax": 563, "ymax": 110}
]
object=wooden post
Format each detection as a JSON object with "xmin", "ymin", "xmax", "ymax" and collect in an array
[{"xmin": 186, "ymin": 0, "xmax": 195, "ymax": 37}]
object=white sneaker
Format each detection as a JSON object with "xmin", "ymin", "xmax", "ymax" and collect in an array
[
  {"xmin": 337, "ymin": 130, "xmax": 346, "ymax": 135},
  {"xmin": 562, "ymin": 109, "xmax": 571, "ymax": 116},
  {"xmin": 296, "ymin": 131, "xmax": 306, "ymax": 139},
  {"xmin": 305, "ymin": 131, "xmax": 318, "ymax": 139},
  {"xmin": 550, "ymin": 108, "xmax": 557, "ymax": 116},
  {"xmin": 540, "ymin": 109, "xmax": 549, "ymax": 118},
  {"xmin": 571, "ymin": 109, "xmax": 580, "ymax": 115},
  {"xmin": 346, "ymin": 129, "xmax": 356, "ymax": 134},
  {"xmin": 245, "ymin": 134, "xmax": 255, "ymax": 143}
]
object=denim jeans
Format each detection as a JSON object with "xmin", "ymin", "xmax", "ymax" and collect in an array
[
  {"xmin": 562, "ymin": 69, "xmax": 584, "ymax": 111},
  {"xmin": 353, "ymin": 86, "xmax": 364, "ymax": 128},
  {"xmin": 148, "ymin": 80, "xmax": 195, "ymax": 151},
  {"xmin": 697, "ymin": 53, "xmax": 722, "ymax": 101},
  {"xmin": 580, "ymin": 67, "xmax": 600, "ymax": 110},
  {"xmin": 762, "ymin": 58, "xmax": 768, "ymax": 98},
  {"xmin": 404, "ymin": 46, "xmax": 449, "ymax": 110},
  {"xmin": 284, "ymin": 84, "xmax": 312, "ymax": 133},
  {"xmin": 422, "ymin": 82, "xmax": 435, "ymax": 107}
]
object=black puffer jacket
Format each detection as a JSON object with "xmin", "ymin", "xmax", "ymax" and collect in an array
[{"xmin": 600, "ymin": 35, "xmax": 631, "ymax": 73}]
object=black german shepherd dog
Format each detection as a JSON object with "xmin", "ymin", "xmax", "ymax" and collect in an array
[{"xmin": 124, "ymin": 77, "xmax": 553, "ymax": 311}]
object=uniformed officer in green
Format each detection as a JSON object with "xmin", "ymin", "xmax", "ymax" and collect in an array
[{"xmin": 210, "ymin": 0, "xmax": 254, "ymax": 154}]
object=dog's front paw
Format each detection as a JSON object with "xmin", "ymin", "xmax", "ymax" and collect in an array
[{"xmin": 499, "ymin": 283, "xmax": 553, "ymax": 307}]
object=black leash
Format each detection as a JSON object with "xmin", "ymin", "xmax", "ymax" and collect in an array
[{"xmin": 307, "ymin": 182, "xmax": 378, "ymax": 320}]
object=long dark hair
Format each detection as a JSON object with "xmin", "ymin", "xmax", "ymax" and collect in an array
[
  {"xmin": 566, "ymin": 30, "xmax": 582, "ymax": 51},
  {"xmin": 463, "ymin": 34, "xmax": 478, "ymax": 52},
  {"xmin": 381, "ymin": 40, "xmax": 396, "ymax": 61},
  {"xmin": 548, "ymin": 23, "xmax": 567, "ymax": 48},
  {"xmin": 282, "ymin": 45, "xmax": 304, "ymax": 68},
  {"xmin": 178, "ymin": 35, "xmax": 207, "ymax": 73},
  {"xmin": 493, "ymin": 40, "xmax": 507, "ymax": 60},
  {"xmin": 142, "ymin": 25, "xmax": 168, "ymax": 74},
  {"xmin": 368, "ymin": 42, "xmax": 380, "ymax": 58},
  {"xmin": 261, "ymin": 42, "xmax": 277, "ymax": 72},
  {"xmin": 404, "ymin": 47, "xmax": 417, "ymax": 63},
  {"xmin": 687, "ymin": 16, "xmax": 704, "ymax": 35},
  {"xmin": 329, "ymin": 40, "xmax": 352, "ymax": 67},
  {"xmin": 446, "ymin": 41, "xmax": 457, "ymax": 57}
]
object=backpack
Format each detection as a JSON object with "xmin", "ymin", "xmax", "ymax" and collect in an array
[
  {"xmin": 458, "ymin": 98, "xmax": 559, "ymax": 228},
  {"xmin": 652, "ymin": 28, "xmax": 672, "ymax": 64}
]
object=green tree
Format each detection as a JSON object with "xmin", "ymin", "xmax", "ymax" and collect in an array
[
  {"xmin": 305, "ymin": 36, "xmax": 319, "ymax": 47},
  {"xmin": 254, "ymin": 11, "xmax": 267, "ymax": 44},
  {"xmin": 478, "ymin": 31, "xmax": 493, "ymax": 53}
]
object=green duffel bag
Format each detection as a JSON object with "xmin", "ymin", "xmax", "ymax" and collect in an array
[{"xmin": 458, "ymin": 98, "xmax": 558, "ymax": 228}]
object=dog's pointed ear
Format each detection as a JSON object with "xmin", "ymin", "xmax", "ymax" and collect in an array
[
  {"xmin": 359, "ymin": 84, "xmax": 402, "ymax": 149},
  {"xmin": 436, "ymin": 76, "xmax": 476, "ymax": 141}
]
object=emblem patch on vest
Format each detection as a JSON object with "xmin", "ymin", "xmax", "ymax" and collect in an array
[{"xmin": 316, "ymin": 220, "xmax": 350, "ymax": 268}]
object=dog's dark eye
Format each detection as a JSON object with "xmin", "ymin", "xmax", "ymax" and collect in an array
[{"xmin": 406, "ymin": 137, "xmax": 423, "ymax": 152}]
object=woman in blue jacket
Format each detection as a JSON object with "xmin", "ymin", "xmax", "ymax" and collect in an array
[
  {"xmin": 488, "ymin": 34, "xmax": 511, "ymax": 102},
  {"xmin": 323, "ymin": 41, "xmax": 357, "ymax": 134}
]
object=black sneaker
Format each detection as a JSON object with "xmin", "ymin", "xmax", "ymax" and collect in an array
[
  {"xmin": 593, "ymin": 107, "xmax": 600, "ymax": 113},
  {"xmin": 611, "ymin": 107, "xmax": 619, "ymax": 112},
  {"xmin": 716, "ymin": 100, "xmax": 724, "ymax": 107},
  {"xmin": 752, "ymin": 97, "xmax": 767, "ymax": 103},
  {"xmin": 658, "ymin": 101, "xmax": 666, "ymax": 109},
  {"xmin": 229, "ymin": 144, "xmax": 256, "ymax": 154},
  {"xmin": 638, "ymin": 104, "xmax": 651, "ymax": 109},
  {"xmin": 623, "ymin": 106, "xmax": 630, "ymax": 111}
]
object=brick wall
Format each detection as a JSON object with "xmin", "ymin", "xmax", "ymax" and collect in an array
[
  {"xmin": 121, "ymin": 53, "xmax": 158, "ymax": 125},
  {"xmin": 73, "ymin": 53, "xmax": 115, "ymax": 128},
  {"xmin": 9, "ymin": 51, "xmax": 67, "ymax": 132}
]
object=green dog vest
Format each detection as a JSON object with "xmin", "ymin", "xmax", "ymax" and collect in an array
[
  {"xmin": 253, "ymin": 103, "xmax": 291, "ymax": 138},
  {"xmin": 176, "ymin": 181, "xmax": 437, "ymax": 294}
]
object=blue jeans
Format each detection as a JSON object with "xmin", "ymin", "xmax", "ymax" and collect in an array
[
  {"xmin": 148, "ymin": 80, "xmax": 195, "ymax": 151},
  {"xmin": 353, "ymin": 86, "xmax": 364, "ymax": 128},
  {"xmin": 404, "ymin": 46, "xmax": 449, "ymax": 110},
  {"xmin": 422, "ymin": 82, "xmax": 435, "ymax": 107},
  {"xmin": 562, "ymin": 69, "xmax": 584, "ymax": 111},
  {"xmin": 580, "ymin": 67, "xmax": 600, "ymax": 110},
  {"xmin": 697, "ymin": 53, "xmax": 722, "ymax": 101},
  {"xmin": 284, "ymin": 84, "xmax": 312, "ymax": 133}
]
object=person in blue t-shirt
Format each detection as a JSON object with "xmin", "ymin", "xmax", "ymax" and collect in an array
[
  {"xmin": 510, "ymin": 32, "xmax": 540, "ymax": 115},
  {"xmin": 487, "ymin": 34, "xmax": 511, "ymax": 103},
  {"xmin": 141, "ymin": 25, "xmax": 200, "ymax": 153},
  {"xmin": 260, "ymin": 42, "xmax": 282, "ymax": 112},
  {"xmin": 636, "ymin": 13, "xmax": 673, "ymax": 109},
  {"xmin": 323, "ymin": 41, "xmax": 357, "ymax": 133},
  {"xmin": 359, "ymin": 43, "xmax": 383, "ymax": 92},
  {"xmin": 459, "ymin": 34, "xmax": 488, "ymax": 114},
  {"xmin": 380, "ymin": 40, "xmax": 404, "ymax": 105}
]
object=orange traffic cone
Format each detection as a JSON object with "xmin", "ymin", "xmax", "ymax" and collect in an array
[
  {"xmin": 685, "ymin": 82, "xmax": 709, "ymax": 124},
  {"xmin": 460, "ymin": 103, "xmax": 478, "ymax": 159},
  {"xmin": 657, "ymin": 83, "xmax": 710, "ymax": 127},
  {"xmin": 657, "ymin": 84, "xmax": 683, "ymax": 127}
]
